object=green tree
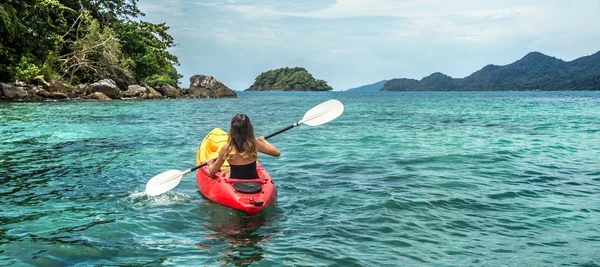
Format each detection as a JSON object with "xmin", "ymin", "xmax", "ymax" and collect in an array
[
  {"xmin": 114, "ymin": 21, "xmax": 181, "ymax": 87},
  {"xmin": 57, "ymin": 10, "xmax": 133, "ymax": 87}
]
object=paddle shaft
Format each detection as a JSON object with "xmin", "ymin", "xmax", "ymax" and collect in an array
[
  {"xmin": 264, "ymin": 122, "xmax": 299, "ymax": 139},
  {"xmin": 189, "ymin": 122, "xmax": 300, "ymax": 172}
]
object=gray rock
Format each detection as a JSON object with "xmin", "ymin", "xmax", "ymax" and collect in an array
[
  {"xmin": 145, "ymin": 87, "xmax": 163, "ymax": 99},
  {"xmin": 74, "ymin": 84, "xmax": 92, "ymax": 95},
  {"xmin": 67, "ymin": 93, "xmax": 79, "ymax": 99},
  {"xmin": 91, "ymin": 79, "xmax": 120, "ymax": 99},
  {"xmin": 156, "ymin": 84, "xmax": 181, "ymax": 98},
  {"xmin": 35, "ymin": 89, "xmax": 52, "ymax": 98},
  {"xmin": 1, "ymin": 83, "xmax": 28, "ymax": 99},
  {"xmin": 123, "ymin": 85, "xmax": 163, "ymax": 99},
  {"xmin": 83, "ymin": 92, "xmax": 111, "ymax": 100},
  {"xmin": 48, "ymin": 79, "xmax": 73, "ymax": 93},
  {"xmin": 49, "ymin": 92, "xmax": 68, "ymax": 100},
  {"xmin": 122, "ymin": 85, "xmax": 146, "ymax": 98},
  {"xmin": 188, "ymin": 75, "xmax": 237, "ymax": 98}
]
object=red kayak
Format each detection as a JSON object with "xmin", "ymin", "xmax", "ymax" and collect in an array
[{"xmin": 195, "ymin": 128, "xmax": 277, "ymax": 216}]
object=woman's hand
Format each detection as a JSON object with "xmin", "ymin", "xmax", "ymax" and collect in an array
[{"xmin": 206, "ymin": 158, "xmax": 217, "ymax": 177}]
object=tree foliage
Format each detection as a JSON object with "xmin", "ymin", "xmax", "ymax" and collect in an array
[
  {"xmin": 114, "ymin": 21, "xmax": 181, "ymax": 87},
  {"xmin": 0, "ymin": 0, "xmax": 180, "ymax": 87},
  {"xmin": 250, "ymin": 67, "xmax": 333, "ymax": 91},
  {"xmin": 57, "ymin": 11, "xmax": 132, "ymax": 86}
]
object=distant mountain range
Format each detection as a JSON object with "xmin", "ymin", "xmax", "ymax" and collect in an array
[
  {"xmin": 345, "ymin": 80, "xmax": 388, "ymax": 92},
  {"xmin": 380, "ymin": 51, "xmax": 600, "ymax": 91}
]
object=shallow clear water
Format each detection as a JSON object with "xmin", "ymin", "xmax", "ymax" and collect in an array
[{"xmin": 1, "ymin": 91, "xmax": 599, "ymax": 266}]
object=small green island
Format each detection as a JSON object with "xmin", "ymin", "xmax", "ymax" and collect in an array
[{"xmin": 246, "ymin": 67, "xmax": 333, "ymax": 91}]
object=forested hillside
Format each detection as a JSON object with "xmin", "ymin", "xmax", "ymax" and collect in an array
[{"xmin": 0, "ymin": 0, "xmax": 181, "ymax": 88}]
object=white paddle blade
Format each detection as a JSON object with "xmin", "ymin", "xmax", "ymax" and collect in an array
[
  {"xmin": 299, "ymin": 99, "xmax": 344, "ymax": 126},
  {"xmin": 145, "ymin": 170, "xmax": 184, "ymax": 196}
]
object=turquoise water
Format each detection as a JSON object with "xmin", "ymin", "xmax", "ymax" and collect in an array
[{"xmin": 1, "ymin": 91, "xmax": 599, "ymax": 266}]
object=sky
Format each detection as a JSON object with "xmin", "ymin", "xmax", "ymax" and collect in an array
[{"xmin": 137, "ymin": 0, "xmax": 600, "ymax": 91}]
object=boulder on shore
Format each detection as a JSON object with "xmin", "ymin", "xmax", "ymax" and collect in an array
[
  {"xmin": 123, "ymin": 85, "xmax": 163, "ymax": 99},
  {"xmin": 48, "ymin": 79, "xmax": 73, "ymax": 94},
  {"xmin": 188, "ymin": 75, "xmax": 237, "ymax": 98},
  {"xmin": 156, "ymin": 84, "xmax": 181, "ymax": 98},
  {"xmin": 91, "ymin": 79, "xmax": 121, "ymax": 99},
  {"xmin": 84, "ymin": 92, "xmax": 112, "ymax": 100},
  {"xmin": 1, "ymin": 83, "xmax": 28, "ymax": 99}
]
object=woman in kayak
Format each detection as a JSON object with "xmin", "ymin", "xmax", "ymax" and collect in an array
[{"xmin": 207, "ymin": 114, "xmax": 280, "ymax": 178}]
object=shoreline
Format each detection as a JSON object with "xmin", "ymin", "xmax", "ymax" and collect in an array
[{"xmin": 0, "ymin": 75, "xmax": 238, "ymax": 102}]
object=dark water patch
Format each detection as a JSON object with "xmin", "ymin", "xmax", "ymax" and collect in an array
[
  {"xmin": 491, "ymin": 248, "xmax": 517, "ymax": 253},
  {"xmin": 541, "ymin": 240, "xmax": 570, "ymax": 247},
  {"xmin": 487, "ymin": 189, "xmax": 541, "ymax": 200},
  {"xmin": 445, "ymin": 219, "xmax": 482, "ymax": 231},
  {"xmin": 437, "ymin": 181, "xmax": 479, "ymax": 189},
  {"xmin": 324, "ymin": 163, "xmax": 370, "ymax": 176},
  {"xmin": 0, "ymin": 135, "xmax": 51, "ymax": 145},
  {"xmin": 553, "ymin": 190, "xmax": 590, "ymax": 198},
  {"xmin": 0, "ymin": 212, "xmax": 51, "ymax": 227},
  {"xmin": 48, "ymin": 219, "xmax": 117, "ymax": 236},
  {"xmin": 394, "ymin": 152, "xmax": 501, "ymax": 167},
  {"xmin": 547, "ymin": 144, "xmax": 579, "ymax": 152},
  {"xmin": 438, "ymin": 118, "xmax": 468, "ymax": 124},
  {"xmin": 485, "ymin": 123, "xmax": 501, "ymax": 127},
  {"xmin": 536, "ymin": 215, "xmax": 584, "ymax": 226},
  {"xmin": 393, "ymin": 197, "xmax": 504, "ymax": 213},
  {"xmin": 494, "ymin": 218, "xmax": 538, "ymax": 231},
  {"xmin": 586, "ymin": 170, "xmax": 600, "ymax": 176},
  {"xmin": 494, "ymin": 149, "xmax": 524, "ymax": 158},
  {"xmin": 52, "ymin": 137, "xmax": 149, "ymax": 153},
  {"xmin": 522, "ymin": 170, "xmax": 545, "ymax": 176},
  {"xmin": 577, "ymin": 236, "xmax": 600, "ymax": 242}
]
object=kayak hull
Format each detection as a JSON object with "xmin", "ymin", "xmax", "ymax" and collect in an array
[{"xmin": 195, "ymin": 163, "xmax": 277, "ymax": 216}]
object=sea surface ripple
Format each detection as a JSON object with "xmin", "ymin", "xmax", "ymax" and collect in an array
[{"xmin": 1, "ymin": 91, "xmax": 599, "ymax": 266}]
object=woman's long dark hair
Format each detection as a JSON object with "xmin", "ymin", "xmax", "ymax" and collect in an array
[{"xmin": 226, "ymin": 114, "xmax": 257, "ymax": 159}]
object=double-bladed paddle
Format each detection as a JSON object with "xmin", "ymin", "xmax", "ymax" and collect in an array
[{"xmin": 145, "ymin": 99, "xmax": 344, "ymax": 196}]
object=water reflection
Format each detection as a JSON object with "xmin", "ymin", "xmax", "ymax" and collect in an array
[{"xmin": 198, "ymin": 204, "xmax": 277, "ymax": 266}]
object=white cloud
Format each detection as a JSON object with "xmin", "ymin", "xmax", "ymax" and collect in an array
[
  {"xmin": 210, "ymin": 0, "xmax": 599, "ymax": 45},
  {"xmin": 139, "ymin": 0, "xmax": 600, "ymax": 90}
]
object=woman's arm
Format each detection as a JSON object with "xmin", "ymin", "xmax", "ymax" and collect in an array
[
  {"xmin": 256, "ymin": 137, "xmax": 280, "ymax": 157},
  {"xmin": 208, "ymin": 144, "xmax": 228, "ymax": 176}
]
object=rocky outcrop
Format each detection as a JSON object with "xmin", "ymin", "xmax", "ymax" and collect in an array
[
  {"xmin": 188, "ymin": 75, "xmax": 237, "ymax": 98},
  {"xmin": 0, "ymin": 74, "xmax": 237, "ymax": 102},
  {"xmin": 1, "ymin": 83, "xmax": 28, "ymax": 99}
]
